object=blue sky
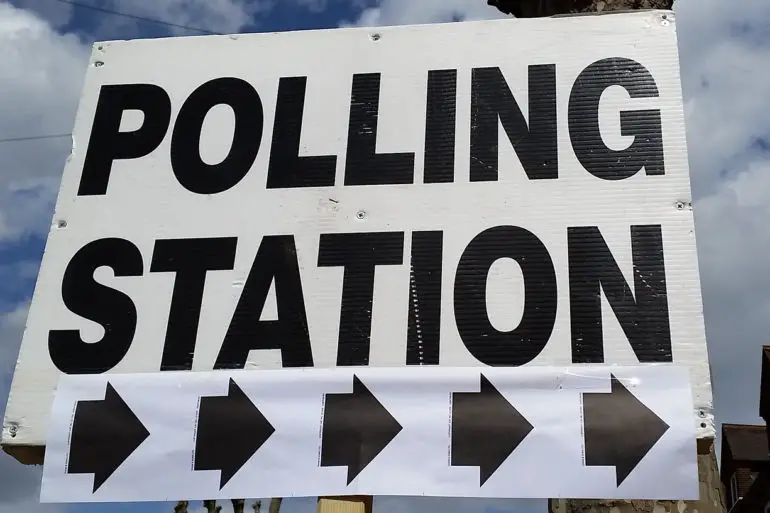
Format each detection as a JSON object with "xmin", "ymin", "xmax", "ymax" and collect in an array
[{"xmin": 1, "ymin": 0, "xmax": 770, "ymax": 512}]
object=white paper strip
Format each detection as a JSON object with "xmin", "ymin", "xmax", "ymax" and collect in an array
[{"xmin": 41, "ymin": 365, "xmax": 697, "ymax": 503}]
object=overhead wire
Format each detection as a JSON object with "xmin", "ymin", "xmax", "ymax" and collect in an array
[
  {"xmin": 0, "ymin": 133, "xmax": 72, "ymax": 144},
  {"xmin": 50, "ymin": 0, "xmax": 222, "ymax": 35}
]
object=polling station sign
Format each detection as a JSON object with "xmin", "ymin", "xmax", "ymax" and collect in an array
[{"xmin": 2, "ymin": 10, "xmax": 713, "ymax": 453}]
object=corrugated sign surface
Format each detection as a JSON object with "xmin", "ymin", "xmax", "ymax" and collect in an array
[{"xmin": 3, "ymin": 10, "xmax": 712, "ymax": 450}]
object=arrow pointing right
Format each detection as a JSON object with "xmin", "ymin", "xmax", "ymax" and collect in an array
[
  {"xmin": 582, "ymin": 374, "xmax": 670, "ymax": 487},
  {"xmin": 320, "ymin": 375, "xmax": 403, "ymax": 485},
  {"xmin": 194, "ymin": 378, "xmax": 276, "ymax": 489},
  {"xmin": 451, "ymin": 374, "xmax": 534, "ymax": 486},
  {"xmin": 67, "ymin": 382, "xmax": 150, "ymax": 493}
]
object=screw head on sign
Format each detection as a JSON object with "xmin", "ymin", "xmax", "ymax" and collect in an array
[{"xmin": 356, "ymin": 211, "xmax": 366, "ymax": 220}]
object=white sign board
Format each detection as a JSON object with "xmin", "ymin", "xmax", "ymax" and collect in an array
[
  {"xmin": 3, "ymin": 10, "xmax": 713, "ymax": 454},
  {"xmin": 40, "ymin": 365, "xmax": 697, "ymax": 502}
]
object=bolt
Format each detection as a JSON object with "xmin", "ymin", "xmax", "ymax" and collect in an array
[{"xmin": 8, "ymin": 425, "xmax": 17, "ymax": 437}]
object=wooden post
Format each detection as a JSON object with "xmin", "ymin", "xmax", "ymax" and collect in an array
[
  {"xmin": 269, "ymin": 498, "xmax": 283, "ymax": 513},
  {"xmin": 317, "ymin": 496, "xmax": 373, "ymax": 513}
]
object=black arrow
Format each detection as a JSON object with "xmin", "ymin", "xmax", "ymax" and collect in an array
[
  {"xmin": 194, "ymin": 378, "xmax": 275, "ymax": 489},
  {"xmin": 451, "ymin": 374, "xmax": 534, "ymax": 486},
  {"xmin": 320, "ymin": 375, "xmax": 403, "ymax": 485},
  {"xmin": 583, "ymin": 374, "xmax": 670, "ymax": 486},
  {"xmin": 67, "ymin": 382, "xmax": 150, "ymax": 493}
]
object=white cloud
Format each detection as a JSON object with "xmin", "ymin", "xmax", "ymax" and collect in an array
[
  {"xmin": 672, "ymin": 0, "xmax": 770, "ymax": 426},
  {"xmin": 0, "ymin": 2, "xmax": 89, "ymax": 241},
  {"xmin": 8, "ymin": 0, "xmax": 74, "ymax": 28},
  {"xmin": 692, "ymin": 159, "xmax": 770, "ymax": 426},
  {"xmin": 0, "ymin": 301, "xmax": 29, "ymax": 381},
  {"xmin": 344, "ymin": 0, "xmax": 507, "ymax": 26},
  {"xmin": 0, "ymin": 0, "xmax": 280, "ymax": 243},
  {"xmin": 94, "ymin": 0, "xmax": 276, "ymax": 37},
  {"xmin": 676, "ymin": 5, "xmax": 770, "ymax": 199},
  {"xmin": 15, "ymin": 0, "xmax": 276, "ymax": 36}
]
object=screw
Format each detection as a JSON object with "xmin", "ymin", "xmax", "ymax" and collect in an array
[
  {"xmin": 57, "ymin": 219, "xmax": 67, "ymax": 228},
  {"xmin": 8, "ymin": 425, "xmax": 17, "ymax": 437},
  {"xmin": 94, "ymin": 60, "xmax": 104, "ymax": 67},
  {"xmin": 356, "ymin": 211, "xmax": 366, "ymax": 220},
  {"xmin": 370, "ymin": 33, "xmax": 380, "ymax": 41}
]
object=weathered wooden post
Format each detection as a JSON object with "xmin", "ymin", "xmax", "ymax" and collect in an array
[
  {"xmin": 317, "ymin": 496, "xmax": 372, "ymax": 513},
  {"xmin": 269, "ymin": 498, "xmax": 283, "ymax": 513}
]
